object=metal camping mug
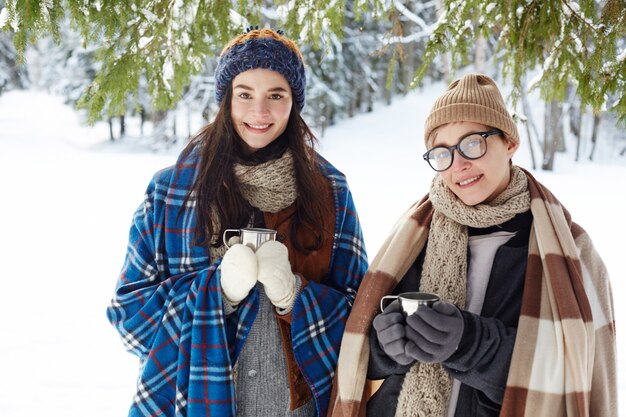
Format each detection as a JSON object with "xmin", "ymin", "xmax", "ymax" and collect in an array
[
  {"xmin": 380, "ymin": 292, "xmax": 440, "ymax": 316},
  {"xmin": 222, "ymin": 227, "xmax": 278, "ymax": 251}
]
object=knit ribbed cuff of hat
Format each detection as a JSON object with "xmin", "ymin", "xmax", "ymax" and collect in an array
[{"xmin": 423, "ymin": 73, "xmax": 520, "ymax": 145}]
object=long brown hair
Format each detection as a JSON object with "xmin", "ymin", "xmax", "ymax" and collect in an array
[{"xmin": 181, "ymin": 85, "xmax": 327, "ymax": 253}]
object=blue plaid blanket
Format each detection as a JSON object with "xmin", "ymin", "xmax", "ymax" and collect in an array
[{"xmin": 107, "ymin": 148, "xmax": 368, "ymax": 416}]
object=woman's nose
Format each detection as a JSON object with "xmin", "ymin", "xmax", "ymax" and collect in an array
[
  {"xmin": 251, "ymin": 99, "xmax": 269, "ymax": 116},
  {"xmin": 450, "ymin": 150, "xmax": 471, "ymax": 171}
]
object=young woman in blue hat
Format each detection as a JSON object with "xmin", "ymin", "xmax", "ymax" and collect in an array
[{"xmin": 107, "ymin": 28, "xmax": 368, "ymax": 417}]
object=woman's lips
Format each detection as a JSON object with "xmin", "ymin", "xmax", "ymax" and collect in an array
[
  {"xmin": 245, "ymin": 122, "xmax": 271, "ymax": 133},
  {"xmin": 457, "ymin": 174, "xmax": 482, "ymax": 187}
]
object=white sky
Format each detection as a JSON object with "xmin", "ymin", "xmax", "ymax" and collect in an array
[{"xmin": 1, "ymin": 85, "xmax": 624, "ymax": 416}]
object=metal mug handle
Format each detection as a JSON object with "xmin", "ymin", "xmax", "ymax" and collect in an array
[
  {"xmin": 380, "ymin": 295, "xmax": 400, "ymax": 313},
  {"xmin": 222, "ymin": 229, "xmax": 241, "ymax": 249}
]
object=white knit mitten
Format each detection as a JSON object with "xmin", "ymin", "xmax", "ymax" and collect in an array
[
  {"xmin": 256, "ymin": 240, "xmax": 297, "ymax": 310},
  {"xmin": 220, "ymin": 244, "xmax": 258, "ymax": 306}
]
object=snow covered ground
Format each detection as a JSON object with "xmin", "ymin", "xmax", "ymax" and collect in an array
[{"xmin": 0, "ymin": 87, "xmax": 624, "ymax": 416}]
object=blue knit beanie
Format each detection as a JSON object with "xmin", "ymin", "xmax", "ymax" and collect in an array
[{"xmin": 215, "ymin": 28, "xmax": 306, "ymax": 112}]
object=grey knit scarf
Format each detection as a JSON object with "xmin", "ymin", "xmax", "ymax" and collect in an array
[
  {"xmin": 396, "ymin": 166, "xmax": 531, "ymax": 417},
  {"xmin": 208, "ymin": 150, "xmax": 298, "ymax": 262},
  {"xmin": 234, "ymin": 150, "xmax": 299, "ymax": 213}
]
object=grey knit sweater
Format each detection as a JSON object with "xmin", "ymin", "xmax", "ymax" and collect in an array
[{"xmin": 234, "ymin": 284, "xmax": 316, "ymax": 416}]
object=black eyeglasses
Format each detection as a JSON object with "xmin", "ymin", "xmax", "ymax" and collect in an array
[{"xmin": 422, "ymin": 129, "xmax": 503, "ymax": 172}]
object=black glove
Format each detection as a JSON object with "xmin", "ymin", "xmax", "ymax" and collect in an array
[
  {"xmin": 404, "ymin": 300, "xmax": 464, "ymax": 363},
  {"xmin": 372, "ymin": 301, "xmax": 414, "ymax": 366}
]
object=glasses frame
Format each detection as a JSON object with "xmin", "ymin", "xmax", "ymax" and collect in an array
[{"xmin": 422, "ymin": 128, "xmax": 503, "ymax": 172}]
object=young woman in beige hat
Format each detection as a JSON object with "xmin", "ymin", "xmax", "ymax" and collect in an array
[{"xmin": 327, "ymin": 74, "xmax": 617, "ymax": 417}]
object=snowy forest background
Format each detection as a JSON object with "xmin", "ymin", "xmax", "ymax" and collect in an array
[
  {"xmin": 1, "ymin": 0, "xmax": 625, "ymax": 167},
  {"xmin": 1, "ymin": 1, "xmax": 625, "ymax": 416}
]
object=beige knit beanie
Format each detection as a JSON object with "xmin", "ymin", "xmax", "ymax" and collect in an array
[{"xmin": 423, "ymin": 73, "xmax": 520, "ymax": 145}]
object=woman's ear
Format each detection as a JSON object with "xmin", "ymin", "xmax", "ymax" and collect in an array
[{"xmin": 506, "ymin": 137, "xmax": 519, "ymax": 158}]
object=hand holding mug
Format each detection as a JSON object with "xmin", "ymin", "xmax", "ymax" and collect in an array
[
  {"xmin": 256, "ymin": 240, "xmax": 297, "ymax": 310},
  {"xmin": 372, "ymin": 301, "xmax": 414, "ymax": 365},
  {"xmin": 220, "ymin": 228, "xmax": 278, "ymax": 306},
  {"xmin": 220, "ymin": 244, "xmax": 258, "ymax": 305},
  {"xmin": 404, "ymin": 300, "xmax": 464, "ymax": 363}
]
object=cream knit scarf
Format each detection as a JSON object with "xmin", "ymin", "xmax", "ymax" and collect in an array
[
  {"xmin": 396, "ymin": 166, "xmax": 530, "ymax": 417},
  {"xmin": 208, "ymin": 150, "xmax": 298, "ymax": 261}
]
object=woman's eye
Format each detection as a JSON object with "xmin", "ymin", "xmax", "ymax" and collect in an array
[
  {"xmin": 466, "ymin": 138, "xmax": 481, "ymax": 149},
  {"xmin": 238, "ymin": 93, "xmax": 251, "ymax": 99},
  {"xmin": 269, "ymin": 94, "xmax": 283, "ymax": 100}
]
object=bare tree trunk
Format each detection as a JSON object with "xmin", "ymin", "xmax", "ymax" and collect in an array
[
  {"xmin": 140, "ymin": 106, "xmax": 146, "ymax": 136},
  {"xmin": 542, "ymin": 100, "xmax": 564, "ymax": 171},
  {"xmin": 320, "ymin": 103, "xmax": 334, "ymax": 138},
  {"xmin": 108, "ymin": 117, "xmax": 115, "ymax": 141},
  {"xmin": 568, "ymin": 86, "xmax": 583, "ymax": 161},
  {"xmin": 348, "ymin": 86, "xmax": 356, "ymax": 118},
  {"xmin": 0, "ymin": 33, "xmax": 28, "ymax": 91},
  {"xmin": 187, "ymin": 106, "xmax": 192, "ymax": 139},
  {"xmin": 153, "ymin": 110, "xmax": 171, "ymax": 144},
  {"xmin": 172, "ymin": 117, "xmax": 177, "ymax": 144},
  {"xmin": 574, "ymin": 121, "xmax": 582, "ymax": 162},
  {"xmin": 522, "ymin": 118, "xmax": 537, "ymax": 170},
  {"xmin": 367, "ymin": 84, "xmax": 373, "ymax": 112},
  {"xmin": 384, "ymin": 61, "xmax": 394, "ymax": 106},
  {"xmin": 520, "ymin": 82, "xmax": 538, "ymax": 170},
  {"xmin": 556, "ymin": 112, "xmax": 566, "ymax": 153},
  {"xmin": 588, "ymin": 114, "xmax": 600, "ymax": 161},
  {"xmin": 120, "ymin": 115, "xmax": 126, "ymax": 138}
]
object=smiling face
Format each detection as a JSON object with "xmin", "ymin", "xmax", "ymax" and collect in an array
[
  {"xmin": 230, "ymin": 68, "xmax": 293, "ymax": 155},
  {"xmin": 430, "ymin": 121, "xmax": 518, "ymax": 206}
]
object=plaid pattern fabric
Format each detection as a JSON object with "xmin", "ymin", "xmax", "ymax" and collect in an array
[
  {"xmin": 327, "ymin": 168, "xmax": 617, "ymax": 417},
  {"xmin": 107, "ymin": 149, "xmax": 368, "ymax": 417}
]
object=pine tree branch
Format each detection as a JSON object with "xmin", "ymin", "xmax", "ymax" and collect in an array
[{"xmin": 561, "ymin": 0, "xmax": 603, "ymax": 32}]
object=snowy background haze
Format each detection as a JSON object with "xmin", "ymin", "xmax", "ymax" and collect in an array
[{"xmin": 0, "ymin": 82, "xmax": 624, "ymax": 415}]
